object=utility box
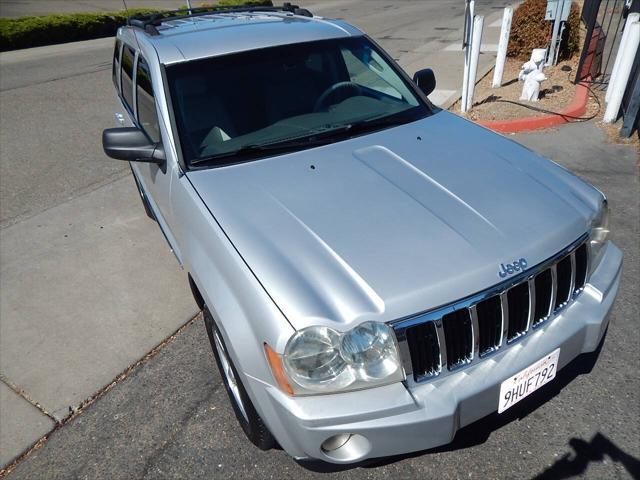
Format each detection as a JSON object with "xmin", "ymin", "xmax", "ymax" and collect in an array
[{"xmin": 545, "ymin": 0, "xmax": 571, "ymax": 21}]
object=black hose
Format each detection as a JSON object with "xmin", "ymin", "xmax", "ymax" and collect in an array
[{"xmin": 474, "ymin": 72, "xmax": 602, "ymax": 122}]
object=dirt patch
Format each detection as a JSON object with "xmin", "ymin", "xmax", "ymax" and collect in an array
[{"xmin": 451, "ymin": 55, "xmax": 583, "ymax": 121}]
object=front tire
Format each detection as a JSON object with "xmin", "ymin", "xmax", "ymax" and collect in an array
[{"xmin": 203, "ymin": 305, "xmax": 276, "ymax": 450}]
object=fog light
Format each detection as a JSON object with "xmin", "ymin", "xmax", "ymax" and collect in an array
[
  {"xmin": 319, "ymin": 433, "xmax": 371, "ymax": 462},
  {"xmin": 321, "ymin": 434, "xmax": 353, "ymax": 452}
]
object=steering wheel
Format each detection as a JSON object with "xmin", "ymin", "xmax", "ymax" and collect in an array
[{"xmin": 313, "ymin": 81, "xmax": 362, "ymax": 112}]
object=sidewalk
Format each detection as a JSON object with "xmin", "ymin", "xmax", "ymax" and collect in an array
[
  {"xmin": 0, "ymin": 1, "xmax": 507, "ymax": 468},
  {"xmin": 5, "ymin": 120, "xmax": 638, "ymax": 479},
  {"xmin": 0, "ymin": 178, "xmax": 199, "ymax": 467}
]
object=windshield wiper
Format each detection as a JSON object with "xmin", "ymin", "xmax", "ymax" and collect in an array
[
  {"xmin": 191, "ymin": 134, "xmax": 337, "ymax": 166},
  {"xmin": 341, "ymin": 112, "xmax": 415, "ymax": 133},
  {"xmin": 192, "ymin": 144, "xmax": 271, "ymax": 165},
  {"xmin": 191, "ymin": 114, "xmax": 414, "ymax": 166}
]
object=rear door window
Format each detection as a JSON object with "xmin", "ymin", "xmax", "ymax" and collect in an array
[
  {"xmin": 135, "ymin": 56, "xmax": 161, "ymax": 143},
  {"xmin": 120, "ymin": 45, "xmax": 135, "ymax": 111}
]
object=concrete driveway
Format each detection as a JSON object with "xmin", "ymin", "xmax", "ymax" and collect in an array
[{"xmin": 0, "ymin": 0, "xmax": 511, "ymax": 468}]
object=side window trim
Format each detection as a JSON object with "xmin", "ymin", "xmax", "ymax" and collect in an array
[
  {"xmin": 112, "ymin": 39, "xmax": 122, "ymax": 91},
  {"xmin": 132, "ymin": 50, "xmax": 139, "ymax": 119}
]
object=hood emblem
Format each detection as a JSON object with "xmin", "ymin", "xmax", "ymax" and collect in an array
[{"xmin": 499, "ymin": 258, "xmax": 528, "ymax": 278}]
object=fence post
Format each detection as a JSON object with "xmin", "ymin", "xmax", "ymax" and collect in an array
[
  {"xmin": 574, "ymin": 0, "xmax": 602, "ymax": 83},
  {"xmin": 620, "ymin": 73, "xmax": 640, "ymax": 137},
  {"xmin": 604, "ymin": 21, "xmax": 640, "ymax": 123},
  {"xmin": 547, "ymin": 0, "xmax": 564, "ymax": 66},
  {"xmin": 463, "ymin": 15, "xmax": 484, "ymax": 112},
  {"xmin": 461, "ymin": 0, "xmax": 475, "ymax": 112},
  {"xmin": 492, "ymin": 7, "xmax": 513, "ymax": 88},
  {"xmin": 607, "ymin": 12, "xmax": 640, "ymax": 103}
]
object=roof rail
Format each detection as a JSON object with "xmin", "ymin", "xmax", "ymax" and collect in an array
[{"xmin": 127, "ymin": 3, "xmax": 313, "ymax": 35}]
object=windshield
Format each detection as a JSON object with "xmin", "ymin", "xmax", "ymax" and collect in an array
[{"xmin": 167, "ymin": 36, "xmax": 430, "ymax": 167}]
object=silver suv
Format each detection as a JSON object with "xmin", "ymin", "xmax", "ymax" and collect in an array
[{"xmin": 104, "ymin": 4, "xmax": 622, "ymax": 464}]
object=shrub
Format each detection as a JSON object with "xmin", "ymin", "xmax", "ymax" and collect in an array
[
  {"xmin": 0, "ymin": 9, "xmax": 152, "ymax": 51},
  {"xmin": 0, "ymin": 1, "xmax": 273, "ymax": 52},
  {"xmin": 507, "ymin": 0, "xmax": 581, "ymax": 60}
]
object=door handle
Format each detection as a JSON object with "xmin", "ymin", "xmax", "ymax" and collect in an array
[{"xmin": 115, "ymin": 112, "xmax": 125, "ymax": 126}]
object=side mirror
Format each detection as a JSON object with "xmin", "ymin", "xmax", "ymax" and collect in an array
[
  {"xmin": 102, "ymin": 127, "xmax": 165, "ymax": 164},
  {"xmin": 413, "ymin": 68, "xmax": 436, "ymax": 97}
]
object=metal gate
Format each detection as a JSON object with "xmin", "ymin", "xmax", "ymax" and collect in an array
[{"xmin": 575, "ymin": 0, "xmax": 631, "ymax": 85}]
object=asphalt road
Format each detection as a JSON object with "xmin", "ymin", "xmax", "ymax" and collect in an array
[
  {"xmin": 0, "ymin": 1, "xmax": 188, "ymax": 17},
  {"xmin": 0, "ymin": 0, "xmax": 508, "ymax": 227},
  {"xmin": 6, "ymin": 121, "xmax": 640, "ymax": 479}
]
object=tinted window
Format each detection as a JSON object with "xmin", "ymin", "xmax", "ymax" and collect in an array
[
  {"xmin": 167, "ymin": 37, "xmax": 429, "ymax": 167},
  {"xmin": 136, "ymin": 56, "xmax": 160, "ymax": 143},
  {"xmin": 121, "ymin": 45, "xmax": 135, "ymax": 111},
  {"xmin": 112, "ymin": 39, "xmax": 121, "ymax": 88}
]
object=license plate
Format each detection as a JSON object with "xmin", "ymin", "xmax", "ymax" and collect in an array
[{"xmin": 498, "ymin": 348, "xmax": 560, "ymax": 413}]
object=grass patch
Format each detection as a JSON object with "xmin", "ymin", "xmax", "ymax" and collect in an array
[{"xmin": 0, "ymin": 1, "xmax": 273, "ymax": 52}]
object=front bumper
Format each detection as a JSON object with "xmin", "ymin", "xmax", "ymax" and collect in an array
[{"xmin": 248, "ymin": 241, "xmax": 622, "ymax": 464}]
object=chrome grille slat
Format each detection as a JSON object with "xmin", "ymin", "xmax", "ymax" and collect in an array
[
  {"xmin": 500, "ymin": 291, "xmax": 509, "ymax": 347},
  {"xmin": 469, "ymin": 305, "xmax": 480, "ymax": 360},
  {"xmin": 554, "ymin": 255, "xmax": 573, "ymax": 310},
  {"xmin": 397, "ymin": 235, "xmax": 589, "ymax": 383},
  {"xmin": 550, "ymin": 264, "xmax": 558, "ymax": 315},
  {"xmin": 434, "ymin": 320, "xmax": 447, "ymax": 372},
  {"xmin": 570, "ymin": 251, "xmax": 577, "ymax": 296},
  {"xmin": 526, "ymin": 277, "xmax": 536, "ymax": 332},
  {"xmin": 574, "ymin": 243, "xmax": 588, "ymax": 292}
]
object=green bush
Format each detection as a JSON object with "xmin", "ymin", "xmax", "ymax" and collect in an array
[
  {"xmin": 0, "ymin": 1, "xmax": 273, "ymax": 52},
  {"xmin": 507, "ymin": 0, "xmax": 581, "ymax": 60}
]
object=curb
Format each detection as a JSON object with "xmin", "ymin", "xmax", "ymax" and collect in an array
[{"xmin": 477, "ymin": 81, "xmax": 590, "ymax": 133}]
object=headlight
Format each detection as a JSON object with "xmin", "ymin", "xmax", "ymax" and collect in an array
[
  {"xmin": 588, "ymin": 198, "xmax": 610, "ymax": 276},
  {"xmin": 282, "ymin": 322, "xmax": 404, "ymax": 394}
]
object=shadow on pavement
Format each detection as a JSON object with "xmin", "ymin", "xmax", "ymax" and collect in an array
[
  {"xmin": 298, "ymin": 330, "xmax": 628, "ymax": 474},
  {"xmin": 531, "ymin": 432, "xmax": 640, "ymax": 479}
]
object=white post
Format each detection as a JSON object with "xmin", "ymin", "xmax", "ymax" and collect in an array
[
  {"xmin": 604, "ymin": 21, "xmax": 640, "ymax": 123},
  {"xmin": 492, "ymin": 7, "xmax": 513, "ymax": 88},
  {"xmin": 606, "ymin": 12, "xmax": 640, "ymax": 103},
  {"xmin": 465, "ymin": 15, "xmax": 484, "ymax": 111},
  {"xmin": 186, "ymin": 0, "xmax": 193, "ymax": 13},
  {"xmin": 461, "ymin": 0, "xmax": 475, "ymax": 112},
  {"xmin": 546, "ymin": 0, "xmax": 564, "ymax": 66}
]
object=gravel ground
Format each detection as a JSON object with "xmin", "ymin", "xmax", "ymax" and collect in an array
[{"xmin": 455, "ymin": 55, "xmax": 582, "ymax": 121}]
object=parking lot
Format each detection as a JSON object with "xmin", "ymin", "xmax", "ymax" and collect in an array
[{"xmin": 1, "ymin": 1, "xmax": 638, "ymax": 478}]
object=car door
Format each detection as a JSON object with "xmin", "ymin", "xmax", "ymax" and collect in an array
[
  {"xmin": 115, "ymin": 43, "xmax": 175, "ymax": 243},
  {"xmin": 130, "ymin": 52, "xmax": 174, "ymax": 230}
]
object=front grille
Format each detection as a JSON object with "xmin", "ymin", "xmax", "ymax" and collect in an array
[
  {"xmin": 405, "ymin": 321, "xmax": 440, "ymax": 378},
  {"xmin": 475, "ymin": 296, "xmax": 502, "ymax": 355},
  {"xmin": 442, "ymin": 309, "xmax": 473, "ymax": 368},
  {"xmin": 507, "ymin": 281, "xmax": 530, "ymax": 341},
  {"xmin": 399, "ymin": 237, "xmax": 588, "ymax": 382},
  {"xmin": 555, "ymin": 254, "xmax": 573, "ymax": 309},
  {"xmin": 533, "ymin": 268, "xmax": 553, "ymax": 325},
  {"xmin": 574, "ymin": 243, "xmax": 588, "ymax": 291}
]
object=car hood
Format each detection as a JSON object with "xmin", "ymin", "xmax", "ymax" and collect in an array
[{"xmin": 186, "ymin": 112, "xmax": 602, "ymax": 330}]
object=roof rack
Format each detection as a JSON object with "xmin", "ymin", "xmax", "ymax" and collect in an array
[{"xmin": 128, "ymin": 3, "xmax": 313, "ymax": 35}]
